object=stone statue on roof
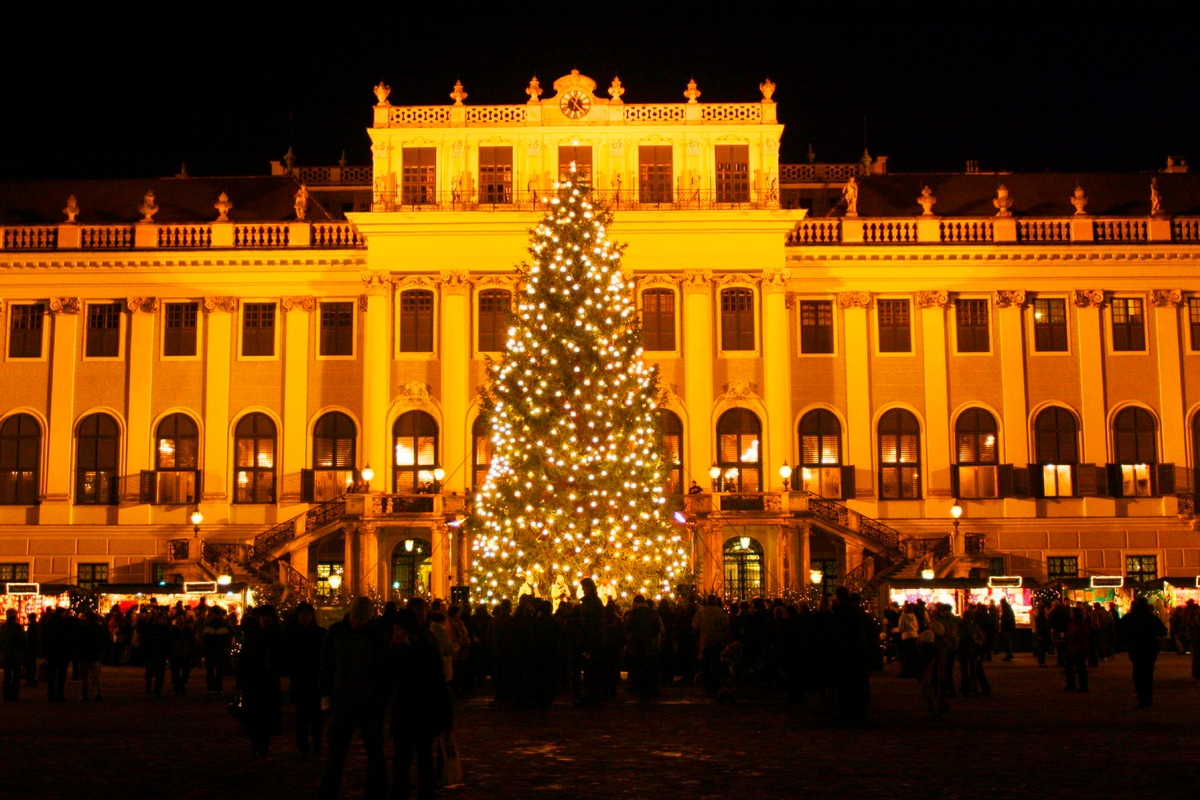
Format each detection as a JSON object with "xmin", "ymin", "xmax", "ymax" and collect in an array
[
  {"xmin": 215, "ymin": 192, "xmax": 233, "ymax": 223},
  {"xmin": 842, "ymin": 176, "xmax": 859, "ymax": 218},
  {"xmin": 139, "ymin": 191, "xmax": 158, "ymax": 223},
  {"xmin": 294, "ymin": 184, "xmax": 309, "ymax": 221},
  {"xmin": 993, "ymin": 185, "xmax": 1013, "ymax": 217},
  {"xmin": 373, "ymin": 81, "xmax": 391, "ymax": 106},
  {"xmin": 63, "ymin": 195, "xmax": 79, "ymax": 223},
  {"xmin": 1150, "ymin": 178, "xmax": 1164, "ymax": 217},
  {"xmin": 917, "ymin": 186, "xmax": 937, "ymax": 216},
  {"xmin": 1071, "ymin": 184, "xmax": 1088, "ymax": 215}
]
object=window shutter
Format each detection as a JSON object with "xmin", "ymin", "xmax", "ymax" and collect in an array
[
  {"xmin": 997, "ymin": 464, "xmax": 1015, "ymax": 497},
  {"xmin": 1106, "ymin": 464, "xmax": 1124, "ymax": 498},
  {"xmin": 192, "ymin": 470, "xmax": 202, "ymax": 503},
  {"xmin": 949, "ymin": 465, "xmax": 960, "ymax": 498},
  {"xmin": 840, "ymin": 465, "xmax": 856, "ymax": 500},
  {"xmin": 1025, "ymin": 465, "xmax": 1043, "ymax": 498},
  {"xmin": 1156, "ymin": 463, "xmax": 1176, "ymax": 496},
  {"xmin": 300, "ymin": 469, "xmax": 315, "ymax": 503},
  {"xmin": 139, "ymin": 470, "xmax": 158, "ymax": 504},
  {"xmin": 1077, "ymin": 464, "xmax": 1098, "ymax": 496}
]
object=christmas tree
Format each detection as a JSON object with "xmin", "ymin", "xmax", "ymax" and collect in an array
[{"xmin": 469, "ymin": 175, "xmax": 687, "ymax": 603}]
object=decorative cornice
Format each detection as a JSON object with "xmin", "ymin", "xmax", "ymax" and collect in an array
[
  {"xmin": 204, "ymin": 296, "xmax": 239, "ymax": 313},
  {"xmin": 682, "ymin": 269, "xmax": 712, "ymax": 291},
  {"xmin": 759, "ymin": 269, "xmax": 790, "ymax": 291},
  {"xmin": 1151, "ymin": 289, "xmax": 1184, "ymax": 307},
  {"xmin": 1072, "ymin": 289, "xmax": 1105, "ymax": 308},
  {"xmin": 125, "ymin": 296, "xmax": 158, "ymax": 313},
  {"xmin": 281, "ymin": 296, "xmax": 316, "ymax": 312},
  {"xmin": 361, "ymin": 271, "xmax": 394, "ymax": 295},
  {"xmin": 916, "ymin": 290, "xmax": 949, "ymax": 308},
  {"xmin": 837, "ymin": 291, "xmax": 871, "ymax": 309},
  {"xmin": 712, "ymin": 273, "xmax": 757, "ymax": 288},
  {"xmin": 48, "ymin": 297, "xmax": 80, "ymax": 315},
  {"xmin": 440, "ymin": 270, "xmax": 470, "ymax": 294},
  {"xmin": 788, "ymin": 251, "xmax": 1200, "ymax": 263},
  {"xmin": 635, "ymin": 274, "xmax": 679, "ymax": 292},
  {"xmin": 994, "ymin": 290, "xmax": 1027, "ymax": 309},
  {"xmin": 392, "ymin": 274, "xmax": 438, "ymax": 292}
]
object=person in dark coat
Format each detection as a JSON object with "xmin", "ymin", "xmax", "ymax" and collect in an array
[
  {"xmin": 1120, "ymin": 596, "xmax": 1168, "ymax": 707},
  {"xmin": 319, "ymin": 597, "xmax": 393, "ymax": 800},
  {"xmin": 1064, "ymin": 605, "xmax": 1090, "ymax": 692},
  {"xmin": 41, "ymin": 608, "xmax": 74, "ymax": 702},
  {"xmin": 625, "ymin": 595, "xmax": 662, "ymax": 700},
  {"xmin": 391, "ymin": 609, "xmax": 452, "ymax": 800},
  {"xmin": 138, "ymin": 608, "xmax": 172, "ymax": 698},
  {"xmin": 238, "ymin": 605, "xmax": 285, "ymax": 755},
  {"xmin": 0, "ymin": 609, "xmax": 26, "ymax": 701},
  {"xmin": 169, "ymin": 612, "xmax": 197, "ymax": 695},
  {"xmin": 22, "ymin": 612, "xmax": 39, "ymax": 687},
  {"xmin": 286, "ymin": 602, "xmax": 326, "ymax": 759},
  {"xmin": 202, "ymin": 606, "xmax": 232, "ymax": 695},
  {"xmin": 77, "ymin": 610, "xmax": 108, "ymax": 701},
  {"xmin": 831, "ymin": 587, "xmax": 869, "ymax": 724}
]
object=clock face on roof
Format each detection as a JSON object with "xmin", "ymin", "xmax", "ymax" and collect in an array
[{"xmin": 560, "ymin": 90, "xmax": 591, "ymax": 119}]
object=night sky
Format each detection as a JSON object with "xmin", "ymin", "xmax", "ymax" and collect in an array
[{"xmin": 4, "ymin": 3, "xmax": 1196, "ymax": 181}]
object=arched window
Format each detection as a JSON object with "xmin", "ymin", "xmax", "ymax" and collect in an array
[
  {"xmin": 76, "ymin": 413, "xmax": 119, "ymax": 505},
  {"xmin": 153, "ymin": 414, "xmax": 199, "ymax": 504},
  {"xmin": 716, "ymin": 409, "xmax": 762, "ymax": 492},
  {"xmin": 955, "ymin": 408, "xmax": 998, "ymax": 499},
  {"xmin": 392, "ymin": 537, "xmax": 432, "ymax": 600},
  {"xmin": 1034, "ymin": 407, "xmax": 1078, "ymax": 498},
  {"xmin": 878, "ymin": 409, "xmax": 920, "ymax": 500},
  {"xmin": 660, "ymin": 410, "xmax": 683, "ymax": 494},
  {"xmin": 234, "ymin": 413, "xmax": 276, "ymax": 504},
  {"xmin": 799, "ymin": 409, "xmax": 842, "ymax": 498},
  {"xmin": 0, "ymin": 414, "xmax": 41, "ymax": 505},
  {"xmin": 394, "ymin": 411, "xmax": 439, "ymax": 493},
  {"xmin": 1113, "ymin": 408, "xmax": 1157, "ymax": 497},
  {"xmin": 471, "ymin": 416, "xmax": 492, "ymax": 494},
  {"xmin": 723, "ymin": 536, "xmax": 763, "ymax": 600},
  {"xmin": 312, "ymin": 412, "xmax": 356, "ymax": 502}
]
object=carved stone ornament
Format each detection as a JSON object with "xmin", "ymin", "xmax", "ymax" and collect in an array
[
  {"xmin": 784, "ymin": 291, "xmax": 796, "ymax": 309},
  {"xmin": 214, "ymin": 192, "xmax": 233, "ymax": 222},
  {"xmin": 281, "ymin": 296, "xmax": 316, "ymax": 312},
  {"xmin": 683, "ymin": 270, "xmax": 712, "ymax": 289},
  {"xmin": 204, "ymin": 296, "xmax": 239, "ymax": 313},
  {"xmin": 994, "ymin": 290, "xmax": 1027, "ymax": 308},
  {"xmin": 48, "ymin": 297, "xmax": 81, "ymax": 315},
  {"xmin": 916, "ymin": 290, "xmax": 950, "ymax": 308},
  {"xmin": 656, "ymin": 383, "xmax": 682, "ymax": 409},
  {"xmin": 993, "ymin": 185, "xmax": 1013, "ymax": 218},
  {"xmin": 837, "ymin": 291, "xmax": 871, "ymax": 309},
  {"xmin": 760, "ymin": 269, "xmax": 790, "ymax": 289},
  {"xmin": 373, "ymin": 81, "xmax": 391, "ymax": 106},
  {"xmin": 449, "ymin": 80, "xmax": 468, "ymax": 106},
  {"xmin": 399, "ymin": 381, "xmax": 432, "ymax": 407},
  {"xmin": 721, "ymin": 380, "xmax": 758, "ymax": 402},
  {"xmin": 472, "ymin": 274, "xmax": 518, "ymax": 293},
  {"xmin": 126, "ymin": 296, "xmax": 159, "ymax": 313},
  {"xmin": 63, "ymin": 195, "xmax": 80, "ymax": 223},
  {"xmin": 358, "ymin": 295, "xmax": 369, "ymax": 312},
  {"xmin": 1151, "ymin": 289, "xmax": 1183, "ymax": 307},
  {"xmin": 608, "ymin": 76, "xmax": 624, "ymax": 103},
  {"xmin": 759, "ymin": 78, "xmax": 776, "ymax": 102},
  {"xmin": 917, "ymin": 186, "xmax": 937, "ymax": 216},
  {"xmin": 683, "ymin": 78, "xmax": 701, "ymax": 104},
  {"xmin": 526, "ymin": 76, "xmax": 543, "ymax": 103},
  {"xmin": 361, "ymin": 271, "xmax": 393, "ymax": 294},
  {"xmin": 1150, "ymin": 178, "xmax": 1164, "ymax": 217},
  {"xmin": 1071, "ymin": 185, "xmax": 1088, "ymax": 216},
  {"xmin": 1072, "ymin": 289, "xmax": 1105, "ymax": 308},
  {"xmin": 294, "ymin": 185, "xmax": 309, "ymax": 221},
  {"xmin": 139, "ymin": 191, "xmax": 159, "ymax": 223},
  {"xmin": 441, "ymin": 271, "xmax": 470, "ymax": 292}
]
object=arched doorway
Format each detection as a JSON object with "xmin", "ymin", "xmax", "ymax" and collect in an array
[
  {"xmin": 723, "ymin": 535, "xmax": 764, "ymax": 600},
  {"xmin": 392, "ymin": 537, "xmax": 432, "ymax": 600}
]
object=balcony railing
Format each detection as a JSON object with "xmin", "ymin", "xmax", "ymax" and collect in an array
[
  {"xmin": 0, "ymin": 221, "xmax": 364, "ymax": 252},
  {"xmin": 371, "ymin": 188, "xmax": 781, "ymax": 213},
  {"xmin": 788, "ymin": 215, "xmax": 1194, "ymax": 245}
]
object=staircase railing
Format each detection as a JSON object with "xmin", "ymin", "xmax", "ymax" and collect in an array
[
  {"xmin": 800, "ymin": 492, "xmax": 906, "ymax": 562},
  {"xmin": 197, "ymin": 539, "xmax": 315, "ymax": 601},
  {"xmin": 841, "ymin": 559, "xmax": 874, "ymax": 595},
  {"xmin": 908, "ymin": 535, "xmax": 951, "ymax": 563},
  {"xmin": 254, "ymin": 496, "xmax": 346, "ymax": 553}
]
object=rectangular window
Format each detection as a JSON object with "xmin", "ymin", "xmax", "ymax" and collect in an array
[
  {"xmin": 319, "ymin": 302, "xmax": 354, "ymax": 357},
  {"xmin": 399, "ymin": 291, "xmax": 434, "ymax": 353},
  {"xmin": 559, "ymin": 145, "xmax": 592, "ymax": 185},
  {"xmin": 157, "ymin": 472, "xmax": 198, "ymax": 505},
  {"xmin": 1125, "ymin": 554, "xmax": 1158, "ymax": 585},
  {"xmin": 401, "ymin": 147, "xmax": 436, "ymax": 205},
  {"xmin": 1033, "ymin": 298, "xmax": 1068, "ymax": 352},
  {"xmin": 1046, "ymin": 556, "xmax": 1078, "ymax": 581},
  {"xmin": 642, "ymin": 289, "xmax": 676, "ymax": 351},
  {"xmin": 957, "ymin": 466, "xmax": 998, "ymax": 499},
  {"xmin": 1120, "ymin": 464, "xmax": 1153, "ymax": 497},
  {"xmin": 163, "ymin": 302, "xmax": 198, "ymax": 357},
  {"xmin": 477, "ymin": 290, "xmax": 511, "ymax": 352},
  {"xmin": 77, "ymin": 563, "xmax": 108, "ymax": 591},
  {"xmin": 799, "ymin": 300, "xmax": 834, "ymax": 354},
  {"xmin": 714, "ymin": 145, "xmax": 750, "ymax": 203},
  {"xmin": 1190, "ymin": 298, "xmax": 1200, "ymax": 350},
  {"xmin": 85, "ymin": 303, "xmax": 122, "ymax": 358},
  {"xmin": 720, "ymin": 288, "xmax": 755, "ymax": 351},
  {"xmin": 638, "ymin": 145, "xmax": 673, "ymax": 203},
  {"xmin": 8, "ymin": 303, "xmax": 45, "ymax": 359},
  {"xmin": 801, "ymin": 467, "xmax": 842, "ymax": 499},
  {"xmin": 479, "ymin": 146, "xmax": 513, "ymax": 204},
  {"xmin": 1042, "ymin": 464, "xmax": 1074, "ymax": 497},
  {"xmin": 316, "ymin": 561, "xmax": 344, "ymax": 594},
  {"xmin": 956, "ymin": 298, "xmax": 990, "ymax": 353},
  {"xmin": 0, "ymin": 563, "xmax": 29, "ymax": 583},
  {"xmin": 242, "ymin": 303, "xmax": 276, "ymax": 357},
  {"xmin": 877, "ymin": 299, "xmax": 911, "ymax": 353},
  {"xmin": 1111, "ymin": 298, "xmax": 1146, "ymax": 351}
]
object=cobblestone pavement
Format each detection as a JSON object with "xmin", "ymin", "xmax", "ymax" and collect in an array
[{"xmin": 2, "ymin": 654, "xmax": 1197, "ymax": 799}]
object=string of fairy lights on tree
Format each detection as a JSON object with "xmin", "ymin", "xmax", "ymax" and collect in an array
[{"xmin": 468, "ymin": 173, "xmax": 686, "ymax": 602}]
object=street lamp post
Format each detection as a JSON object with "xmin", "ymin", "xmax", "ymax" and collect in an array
[
  {"xmin": 779, "ymin": 463, "xmax": 793, "ymax": 492},
  {"xmin": 360, "ymin": 464, "xmax": 374, "ymax": 491},
  {"xmin": 950, "ymin": 502, "xmax": 963, "ymax": 556},
  {"xmin": 190, "ymin": 508, "xmax": 203, "ymax": 538},
  {"xmin": 708, "ymin": 464, "xmax": 722, "ymax": 492}
]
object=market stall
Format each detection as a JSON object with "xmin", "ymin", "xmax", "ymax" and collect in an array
[
  {"xmin": 95, "ymin": 581, "xmax": 252, "ymax": 618},
  {"xmin": 0, "ymin": 583, "xmax": 83, "ymax": 624}
]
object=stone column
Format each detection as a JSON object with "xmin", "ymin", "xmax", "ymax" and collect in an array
[
  {"xmin": 995, "ymin": 291, "xmax": 1030, "ymax": 466},
  {"xmin": 1152, "ymin": 290, "xmax": 1187, "ymax": 464},
  {"xmin": 361, "ymin": 274, "xmax": 392, "ymax": 488},
  {"xmin": 119, "ymin": 298, "xmax": 157, "ymax": 523},
  {"xmin": 41, "ymin": 298, "xmax": 80, "ymax": 522},
  {"xmin": 838, "ymin": 292, "xmax": 873, "ymax": 501},
  {"xmin": 201, "ymin": 298, "xmax": 237, "ymax": 505},
  {"xmin": 761, "ymin": 271, "xmax": 792, "ymax": 483},
  {"xmin": 682, "ymin": 271, "xmax": 715, "ymax": 486},
  {"xmin": 1073, "ymin": 290, "xmax": 1108, "ymax": 462},
  {"xmin": 918, "ymin": 291, "xmax": 951, "ymax": 500},
  {"xmin": 440, "ymin": 273, "xmax": 471, "ymax": 493},
  {"xmin": 281, "ymin": 297, "xmax": 313, "ymax": 504}
]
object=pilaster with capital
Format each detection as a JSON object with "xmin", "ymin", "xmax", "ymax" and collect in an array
[
  {"xmin": 361, "ymin": 273, "xmax": 393, "ymax": 479},
  {"xmin": 281, "ymin": 296, "xmax": 313, "ymax": 503},
  {"xmin": 760, "ymin": 270, "xmax": 792, "ymax": 482},
  {"xmin": 682, "ymin": 270, "xmax": 715, "ymax": 490},
  {"xmin": 840, "ymin": 293, "xmax": 872, "ymax": 498},
  {"xmin": 919, "ymin": 291, "xmax": 952, "ymax": 499},
  {"xmin": 42, "ymin": 301, "xmax": 81, "ymax": 519},
  {"xmin": 995, "ymin": 291, "xmax": 1030, "ymax": 465},
  {"xmin": 1153, "ymin": 290, "xmax": 1187, "ymax": 464},
  {"xmin": 1073, "ymin": 290, "xmax": 1107, "ymax": 462},
  {"xmin": 118, "ymin": 294, "xmax": 158, "ymax": 519},
  {"xmin": 202, "ymin": 296, "xmax": 234, "ymax": 501},
  {"xmin": 441, "ymin": 271, "xmax": 471, "ymax": 493}
]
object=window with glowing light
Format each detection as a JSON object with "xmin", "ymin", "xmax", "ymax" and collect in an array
[
  {"xmin": 0, "ymin": 414, "xmax": 40, "ymax": 505},
  {"xmin": 76, "ymin": 413, "xmax": 119, "ymax": 505},
  {"xmin": 8, "ymin": 303, "xmax": 45, "ymax": 359},
  {"xmin": 799, "ymin": 409, "xmax": 841, "ymax": 498},
  {"xmin": 1046, "ymin": 556, "xmax": 1078, "ymax": 581},
  {"xmin": 799, "ymin": 300, "xmax": 834, "ymax": 354},
  {"xmin": 477, "ymin": 289, "xmax": 511, "ymax": 353},
  {"xmin": 1125, "ymin": 554, "xmax": 1158, "ymax": 586},
  {"xmin": 1110, "ymin": 297, "xmax": 1146, "ymax": 352},
  {"xmin": 393, "ymin": 411, "xmax": 439, "ymax": 492},
  {"xmin": 401, "ymin": 147, "xmax": 436, "ymax": 205},
  {"xmin": 660, "ymin": 410, "xmax": 684, "ymax": 494},
  {"xmin": 878, "ymin": 409, "xmax": 921, "ymax": 500},
  {"xmin": 719, "ymin": 288, "xmax": 756, "ymax": 352},
  {"xmin": 558, "ymin": 145, "xmax": 592, "ymax": 186},
  {"xmin": 153, "ymin": 413, "xmax": 199, "ymax": 505},
  {"xmin": 85, "ymin": 302, "xmax": 122, "ymax": 358},
  {"xmin": 163, "ymin": 302, "xmax": 198, "ymax": 357},
  {"xmin": 319, "ymin": 302, "xmax": 354, "ymax": 357},
  {"xmin": 877, "ymin": 299, "xmax": 911, "ymax": 353},
  {"xmin": 955, "ymin": 408, "xmax": 998, "ymax": 499},
  {"xmin": 316, "ymin": 561, "xmax": 344, "ymax": 595},
  {"xmin": 638, "ymin": 145, "xmax": 673, "ymax": 203},
  {"xmin": 399, "ymin": 290, "xmax": 434, "ymax": 353},
  {"xmin": 234, "ymin": 413, "xmax": 276, "ymax": 504},
  {"xmin": 1033, "ymin": 298, "xmax": 1068, "ymax": 352},
  {"xmin": 1034, "ymin": 407, "xmax": 1077, "ymax": 498},
  {"xmin": 0, "ymin": 563, "xmax": 29, "ymax": 583},
  {"xmin": 77, "ymin": 562, "xmax": 108, "ymax": 591},
  {"xmin": 391, "ymin": 538, "xmax": 432, "ymax": 599},
  {"xmin": 1113, "ymin": 407, "xmax": 1157, "ymax": 497},
  {"xmin": 716, "ymin": 408, "xmax": 762, "ymax": 492},
  {"xmin": 955, "ymin": 298, "xmax": 990, "ymax": 353},
  {"xmin": 471, "ymin": 416, "xmax": 492, "ymax": 493},
  {"xmin": 723, "ymin": 536, "xmax": 763, "ymax": 600},
  {"xmin": 642, "ymin": 288, "xmax": 676, "ymax": 352},
  {"xmin": 313, "ymin": 412, "xmax": 356, "ymax": 502},
  {"xmin": 714, "ymin": 144, "xmax": 749, "ymax": 203},
  {"xmin": 479, "ymin": 146, "xmax": 513, "ymax": 204}
]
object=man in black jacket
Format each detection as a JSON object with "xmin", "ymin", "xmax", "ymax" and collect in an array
[{"xmin": 1119, "ymin": 596, "xmax": 1167, "ymax": 708}]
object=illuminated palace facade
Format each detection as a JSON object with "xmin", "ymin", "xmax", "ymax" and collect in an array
[{"xmin": 1, "ymin": 70, "xmax": 1199, "ymax": 602}]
